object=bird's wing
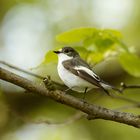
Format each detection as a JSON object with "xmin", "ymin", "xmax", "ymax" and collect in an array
[{"xmin": 62, "ymin": 58, "xmax": 103, "ymax": 88}]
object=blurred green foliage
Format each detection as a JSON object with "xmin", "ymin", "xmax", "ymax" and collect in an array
[
  {"xmin": 0, "ymin": 0, "xmax": 37, "ymax": 20},
  {"xmin": 56, "ymin": 27, "xmax": 122, "ymax": 44},
  {"xmin": 119, "ymin": 53, "xmax": 140, "ymax": 77}
]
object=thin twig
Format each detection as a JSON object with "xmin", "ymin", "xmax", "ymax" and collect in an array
[
  {"xmin": 1, "ymin": 67, "xmax": 140, "ymax": 128},
  {"xmin": 120, "ymin": 82, "xmax": 140, "ymax": 92},
  {"xmin": 0, "ymin": 60, "xmax": 44, "ymax": 79},
  {"xmin": 115, "ymin": 104, "xmax": 140, "ymax": 111},
  {"xmin": 111, "ymin": 94, "xmax": 140, "ymax": 111},
  {"xmin": 111, "ymin": 94, "xmax": 140, "ymax": 104}
]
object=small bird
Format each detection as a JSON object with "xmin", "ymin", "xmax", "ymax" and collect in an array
[{"xmin": 54, "ymin": 46, "xmax": 120, "ymax": 95}]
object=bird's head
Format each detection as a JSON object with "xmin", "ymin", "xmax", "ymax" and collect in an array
[{"xmin": 53, "ymin": 47, "xmax": 79, "ymax": 60}]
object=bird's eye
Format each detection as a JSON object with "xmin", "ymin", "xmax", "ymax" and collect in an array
[{"xmin": 64, "ymin": 49, "xmax": 69, "ymax": 53}]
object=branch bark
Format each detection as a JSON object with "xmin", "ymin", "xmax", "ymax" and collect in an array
[{"xmin": 0, "ymin": 67, "xmax": 140, "ymax": 128}]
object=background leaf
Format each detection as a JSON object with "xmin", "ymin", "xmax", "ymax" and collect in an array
[
  {"xmin": 42, "ymin": 51, "xmax": 58, "ymax": 64},
  {"xmin": 56, "ymin": 27, "xmax": 97, "ymax": 44},
  {"xmin": 119, "ymin": 53, "xmax": 140, "ymax": 77},
  {"xmin": 56, "ymin": 27, "xmax": 122, "ymax": 45}
]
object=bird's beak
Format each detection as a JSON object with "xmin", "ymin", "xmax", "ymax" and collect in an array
[{"xmin": 53, "ymin": 50, "xmax": 61, "ymax": 54}]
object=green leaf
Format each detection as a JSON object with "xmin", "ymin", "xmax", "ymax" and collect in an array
[
  {"xmin": 93, "ymin": 36, "xmax": 115, "ymax": 52},
  {"xmin": 119, "ymin": 53, "xmax": 140, "ymax": 77},
  {"xmin": 56, "ymin": 28, "xmax": 122, "ymax": 45},
  {"xmin": 87, "ymin": 52, "xmax": 104, "ymax": 64},
  {"xmin": 103, "ymin": 29, "xmax": 122, "ymax": 38},
  {"xmin": 85, "ymin": 29, "xmax": 122, "ymax": 49},
  {"xmin": 95, "ymin": 38, "xmax": 114, "ymax": 48},
  {"xmin": 42, "ymin": 51, "xmax": 58, "ymax": 64},
  {"xmin": 56, "ymin": 27, "xmax": 97, "ymax": 44}
]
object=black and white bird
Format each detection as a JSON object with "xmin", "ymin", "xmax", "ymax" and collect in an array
[{"xmin": 54, "ymin": 46, "xmax": 120, "ymax": 95}]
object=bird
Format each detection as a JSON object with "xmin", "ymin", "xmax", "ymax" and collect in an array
[{"xmin": 53, "ymin": 46, "xmax": 121, "ymax": 95}]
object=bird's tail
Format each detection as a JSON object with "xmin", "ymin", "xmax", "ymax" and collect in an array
[
  {"xmin": 111, "ymin": 86, "xmax": 122, "ymax": 93},
  {"xmin": 100, "ymin": 81, "xmax": 121, "ymax": 93}
]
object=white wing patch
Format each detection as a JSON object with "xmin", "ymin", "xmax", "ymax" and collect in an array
[
  {"xmin": 100, "ymin": 82, "xmax": 112, "ymax": 89},
  {"xmin": 74, "ymin": 66, "xmax": 100, "ymax": 81}
]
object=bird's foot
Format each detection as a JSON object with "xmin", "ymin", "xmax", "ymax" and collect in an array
[{"xmin": 64, "ymin": 88, "xmax": 71, "ymax": 93}]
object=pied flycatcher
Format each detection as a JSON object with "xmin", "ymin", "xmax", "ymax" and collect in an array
[{"xmin": 54, "ymin": 47, "xmax": 120, "ymax": 95}]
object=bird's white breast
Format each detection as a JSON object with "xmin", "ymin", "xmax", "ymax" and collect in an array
[{"xmin": 57, "ymin": 54, "xmax": 94, "ymax": 92}]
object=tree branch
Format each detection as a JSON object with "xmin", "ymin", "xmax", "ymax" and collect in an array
[{"xmin": 0, "ymin": 67, "xmax": 140, "ymax": 128}]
